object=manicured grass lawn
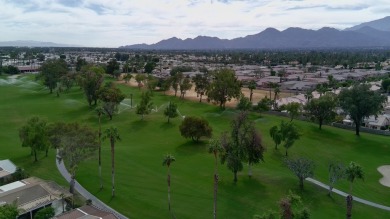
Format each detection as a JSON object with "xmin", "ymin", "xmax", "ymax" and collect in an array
[{"xmin": 0, "ymin": 74, "xmax": 390, "ymax": 218}]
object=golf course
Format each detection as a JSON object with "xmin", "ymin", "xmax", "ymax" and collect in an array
[{"xmin": 0, "ymin": 74, "xmax": 390, "ymax": 219}]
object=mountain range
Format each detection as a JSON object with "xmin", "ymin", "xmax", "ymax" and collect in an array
[
  {"xmin": 0, "ymin": 40, "xmax": 79, "ymax": 47},
  {"xmin": 121, "ymin": 16, "xmax": 390, "ymax": 50}
]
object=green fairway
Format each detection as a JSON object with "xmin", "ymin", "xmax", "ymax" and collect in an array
[{"xmin": 1, "ymin": 74, "xmax": 390, "ymax": 219}]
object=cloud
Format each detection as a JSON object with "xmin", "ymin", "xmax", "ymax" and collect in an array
[{"xmin": 0, "ymin": 0, "xmax": 387, "ymax": 47}]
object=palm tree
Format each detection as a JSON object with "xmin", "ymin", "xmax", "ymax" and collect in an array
[
  {"xmin": 103, "ymin": 127, "xmax": 121, "ymax": 197},
  {"xmin": 345, "ymin": 162, "xmax": 364, "ymax": 219},
  {"xmin": 273, "ymin": 85, "xmax": 280, "ymax": 109},
  {"xmin": 162, "ymin": 154, "xmax": 176, "ymax": 212},
  {"xmin": 304, "ymin": 90, "xmax": 313, "ymax": 102},
  {"xmin": 248, "ymin": 80, "xmax": 257, "ymax": 102},
  {"xmin": 208, "ymin": 139, "xmax": 223, "ymax": 219},
  {"xmin": 96, "ymin": 106, "xmax": 105, "ymax": 190}
]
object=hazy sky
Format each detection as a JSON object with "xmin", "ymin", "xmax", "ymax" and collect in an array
[{"xmin": 0, "ymin": 0, "xmax": 388, "ymax": 47}]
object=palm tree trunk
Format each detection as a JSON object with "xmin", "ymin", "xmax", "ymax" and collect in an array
[
  {"xmin": 248, "ymin": 163, "xmax": 252, "ymax": 178},
  {"xmin": 111, "ymin": 138, "xmax": 115, "ymax": 197},
  {"xmin": 168, "ymin": 167, "xmax": 171, "ymax": 211},
  {"xmin": 34, "ymin": 149, "xmax": 37, "ymax": 162},
  {"xmin": 98, "ymin": 116, "xmax": 103, "ymax": 190},
  {"xmin": 346, "ymin": 195, "xmax": 353, "ymax": 219},
  {"xmin": 213, "ymin": 155, "xmax": 218, "ymax": 219}
]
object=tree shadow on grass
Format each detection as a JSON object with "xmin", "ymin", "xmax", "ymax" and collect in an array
[
  {"xmin": 175, "ymin": 140, "xmax": 207, "ymax": 156},
  {"xmin": 160, "ymin": 122, "xmax": 176, "ymax": 130},
  {"xmin": 129, "ymin": 120, "xmax": 148, "ymax": 132}
]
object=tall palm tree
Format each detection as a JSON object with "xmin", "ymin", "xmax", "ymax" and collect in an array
[
  {"xmin": 248, "ymin": 80, "xmax": 257, "ymax": 102},
  {"xmin": 345, "ymin": 162, "xmax": 364, "ymax": 219},
  {"xmin": 96, "ymin": 106, "xmax": 105, "ymax": 190},
  {"xmin": 103, "ymin": 127, "xmax": 121, "ymax": 197},
  {"xmin": 162, "ymin": 154, "xmax": 176, "ymax": 212},
  {"xmin": 208, "ymin": 139, "xmax": 223, "ymax": 219}
]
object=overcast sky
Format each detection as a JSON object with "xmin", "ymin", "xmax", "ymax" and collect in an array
[{"xmin": 0, "ymin": 0, "xmax": 388, "ymax": 47}]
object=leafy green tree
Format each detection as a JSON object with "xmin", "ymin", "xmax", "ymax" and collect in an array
[
  {"xmin": 248, "ymin": 80, "xmax": 257, "ymax": 102},
  {"xmin": 123, "ymin": 73, "xmax": 132, "ymax": 83},
  {"xmin": 221, "ymin": 112, "xmax": 265, "ymax": 182},
  {"xmin": 236, "ymin": 96, "xmax": 252, "ymax": 111},
  {"xmin": 51, "ymin": 122, "xmax": 99, "ymax": 194},
  {"xmin": 162, "ymin": 154, "xmax": 176, "ymax": 212},
  {"xmin": 280, "ymin": 121, "xmax": 301, "ymax": 156},
  {"xmin": 345, "ymin": 162, "xmax": 364, "ymax": 219},
  {"xmin": 316, "ymin": 84, "xmax": 328, "ymax": 97},
  {"xmin": 135, "ymin": 73, "xmax": 146, "ymax": 90},
  {"xmin": 144, "ymin": 61, "xmax": 156, "ymax": 73},
  {"xmin": 103, "ymin": 127, "xmax": 121, "ymax": 197},
  {"xmin": 304, "ymin": 90, "xmax": 313, "ymax": 102},
  {"xmin": 179, "ymin": 77, "xmax": 192, "ymax": 98},
  {"xmin": 164, "ymin": 101, "xmax": 178, "ymax": 123},
  {"xmin": 339, "ymin": 84, "xmax": 386, "ymax": 136},
  {"xmin": 80, "ymin": 66, "xmax": 105, "ymax": 106},
  {"xmin": 284, "ymin": 102, "xmax": 302, "ymax": 121},
  {"xmin": 381, "ymin": 78, "xmax": 390, "ymax": 93},
  {"xmin": 304, "ymin": 93, "xmax": 337, "ymax": 129},
  {"xmin": 106, "ymin": 59, "xmax": 120, "ymax": 76},
  {"xmin": 269, "ymin": 125, "xmax": 282, "ymax": 150},
  {"xmin": 208, "ymin": 139, "xmax": 224, "ymax": 219},
  {"xmin": 170, "ymin": 66, "xmax": 193, "ymax": 76},
  {"xmin": 98, "ymin": 83, "xmax": 125, "ymax": 120},
  {"xmin": 328, "ymin": 162, "xmax": 345, "ymax": 196},
  {"xmin": 3, "ymin": 65, "xmax": 20, "ymax": 75},
  {"xmin": 255, "ymin": 97, "xmax": 271, "ymax": 114},
  {"xmin": 76, "ymin": 57, "xmax": 87, "ymax": 71},
  {"xmin": 39, "ymin": 59, "xmax": 68, "ymax": 93},
  {"xmin": 179, "ymin": 116, "xmax": 212, "ymax": 142},
  {"xmin": 19, "ymin": 117, "xmax": 50, "ymax": 162},
  {"xmin": 146, "ymin": 75, "xmax": 158, "ymax": 92},
  {"xmin": 192, "ymin": 74, "xmax": 209, "ymax": 102},
  {"xmin": 207, "ymin": 68, "xmax": 242, "ymax": 109},
  {"xmin": 171, "ymin": 72, "xmax": 183, "ymax": 97},
  {"xmin": 34, "ymin": 207, "xmax": 55, "ymax": 219},
  {"xmin": 285, "ymin": 157, "xmax": 315, "ymax": 190},
  {"xmin": 136, "ymin": 91, "xmax": 154, "ymax": 120},
  {"xmin": 0, "ymin": 204, "xmax": 19, "ymax": 219}
]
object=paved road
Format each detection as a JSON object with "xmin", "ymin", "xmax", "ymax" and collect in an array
[
  {"xmin": 306, "ymin": 177, "xmax": 390, "ymax": 211},
  {"xmin": 56, "ymin": 151, "xmax": 129, "ymax": 219}
]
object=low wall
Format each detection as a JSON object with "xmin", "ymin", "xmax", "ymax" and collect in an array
[{"xmin": 332, "ymin": 122, "xmax": 390, "ymax": 136}]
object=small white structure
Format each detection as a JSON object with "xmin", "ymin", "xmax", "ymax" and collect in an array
[{"xmin": 0, "ymin": 159, "xmax": 17, "ymax": 179}]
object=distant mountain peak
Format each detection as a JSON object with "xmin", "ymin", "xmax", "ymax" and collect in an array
[
  {"xmin": 345, "ymin": 16, "xmax": 390, "ymax": 32},
  {"xmin": 121, "ymin": 16, "xmax": 390, "ymax": 50}
]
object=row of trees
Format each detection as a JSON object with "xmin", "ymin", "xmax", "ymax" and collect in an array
[{"xmin": 19, "ymin": 117, "xmax": 120, "ymax": 197}]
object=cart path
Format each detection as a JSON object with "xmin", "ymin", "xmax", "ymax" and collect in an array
[
  {"xmin": 56, "ymin": 150, "xmax": 129, "ymax": 219},
  {"xmin": 306, "ymin": 177, "xmax": 390, "ymax": 211}
]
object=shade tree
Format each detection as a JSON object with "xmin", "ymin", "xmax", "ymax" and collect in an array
[
  {"xmin": 19, "ymin": 117, "xmax": 50, "ymax": 162},
  {"xmin": 285, "ymin": 157, "xmax": 315, "ymax": 190},
  {"xmin": 207, "ymin": 68, "xmax": 242, "ymax": 109},
  {"xmin": 338, "ymin": 84, "xmax": 386, "ymax": 136},
  {"xmin": 304, "ymin": 93, "xmax": 337, "ymax": 130},
  {"xmin": 179, "ymin": 116, "xmax": 212, "ymax": 142}
]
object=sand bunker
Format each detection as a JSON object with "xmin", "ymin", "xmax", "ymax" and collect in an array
[{"xmin": 378, "ymin": 165, "xmax": 390, "ymax": 187}]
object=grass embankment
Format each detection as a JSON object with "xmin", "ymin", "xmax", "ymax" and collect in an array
[{"xmin": 0, "ymin": 75, "xmax": 389, "ymax": 218}]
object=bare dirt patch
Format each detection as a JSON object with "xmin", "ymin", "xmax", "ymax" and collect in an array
[{"xmin": 116, "ymin": 76, "xmax": 293, "ymax": 108}]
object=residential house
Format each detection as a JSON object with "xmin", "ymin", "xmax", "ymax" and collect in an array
[
  {"xmin": 0, "ymin": 159, "xmax": 17, "ymax": 181},
  {"xmin": 0, "ymin": 177, "xmax": 71, "ymax": 219},
  {"xmin": 54, "ymin": 205, "xmax": 119, "ymax": 219}
]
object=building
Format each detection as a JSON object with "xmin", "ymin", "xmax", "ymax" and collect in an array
[
  {"xmin": 54, "ymin": 205, "xmax": 118, "ymax": 219},
  {"xmin": 0, "ymin": 177, "xmax": 71, "ymax": 219},
  {"xmin": 0, "ymin": 159, "xmax": 17, "ymax": 181}
]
